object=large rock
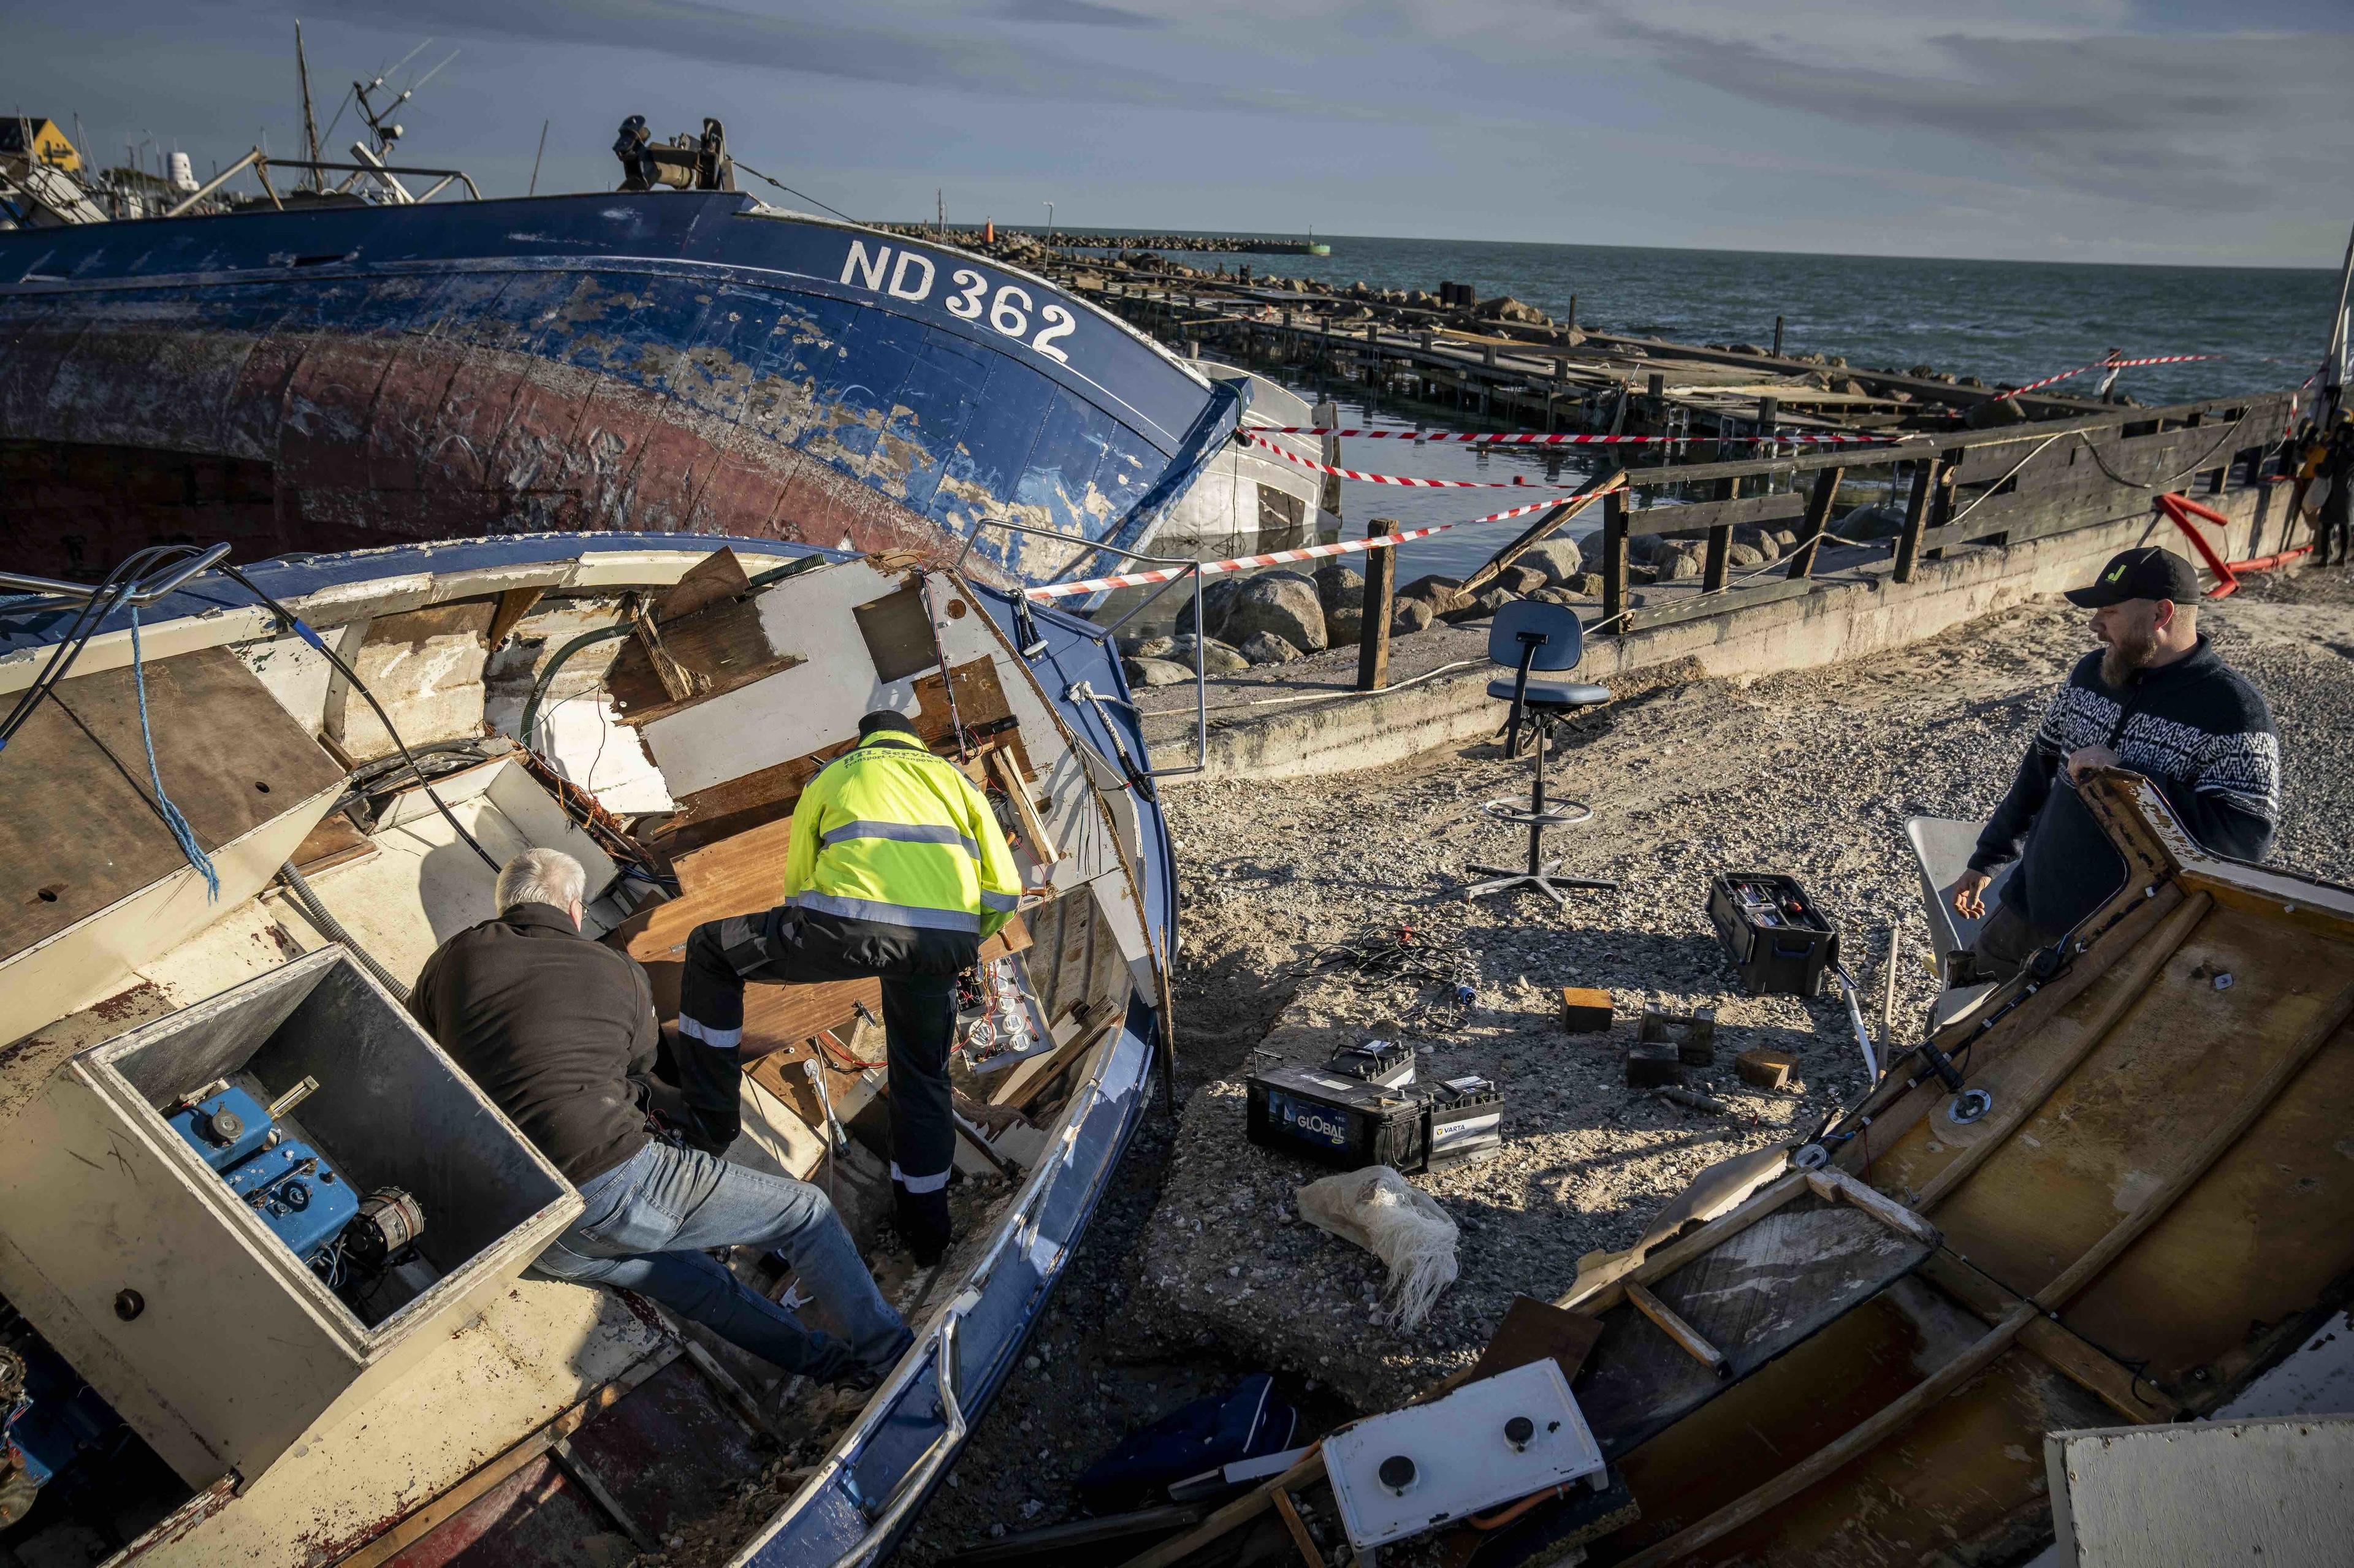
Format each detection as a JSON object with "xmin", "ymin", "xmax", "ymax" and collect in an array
[
  {"xmin": 1398, "ymin": 574, "xmax": 1469, "ymax": 617},
  {"xmin": 1123, "ymin": 657, "xmax": 1194, "ymax": 688},
  {"xmin": 1841, "ymin": 504, "xmax": 1906, "ymax": 541},
  {"xmin": 1391, "ymin": 600, "xmax": 1435, "ymax": 635},
  {"xmin": 1499, "ymin": 563, "xmax": 1548, "ymax": 596},
  {"xmin": 1518, "ymin": 537, "xmax": 1584, "ymax": 584},
  {"xmin": 1314, "ymin": 562, "xmax": 1366, "ymax": 645},
  {"xmin": 1658, "ymin": 544, "xmax": 1703, "ymax": 581},
  {"xmin": 1726, "ymin": 542, "xmax": 1767, "ymax": 569},
  {"xmin": 1119, "ymin": 634, "xmax": 1178, "ymax": 660},
  {"xmin": 1730, "ymin": 525, "xmax": 1781, "ymax": 562},
  {"xmin": 1238, "ymin": 631, "xmax": 1303, "ymax": 666},
  {"xmin": 1176, "ymin": 577, "xmax": 1246, "ymax": 638},
  {"xmin": 1220, "ymin": 571, "xmax": 1327, "ymax": 654},
  {"xmin": 1477, "ymin": 295, "xmax": 1548, "ymax": 325},
  {"xmin": 1325, "ymin": 602, "xmax": 1364, "ymax": 647},
  {"xmin": 1442, "ymin": 586, "xmax": 1515, "ymax": 623},
  {"xmin": 1169, "ymin": 635, "xmax": 1250, "ymax": 674}
]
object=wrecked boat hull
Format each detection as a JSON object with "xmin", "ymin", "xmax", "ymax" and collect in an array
[
  {"xmin": 1515, "ymin": 772, "xmax": 2354, "ymax": 1568},
  {"xmin": 0, "ymin": 192, "xmax": 1253, "ymax": 587},
  {"xmin": 0, "ymin": 531, "xmax": 1178, "ymax": 1567}
]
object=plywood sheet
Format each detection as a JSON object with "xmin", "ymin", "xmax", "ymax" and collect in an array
[
  {"xmin": 1921, "ymin": 907, "xmax": 2348, "ymax": 1301},
  {"xmin": 0, "ymin": 647, "xmax": 345, "ymax": 956}
]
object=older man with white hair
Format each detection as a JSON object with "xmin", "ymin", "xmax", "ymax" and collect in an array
[{"xmin": 409, "ymin": 848, "xmax": 908, "ymax": 1387}]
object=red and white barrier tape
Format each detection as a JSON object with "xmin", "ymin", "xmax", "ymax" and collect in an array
[
  {"xmin": 1023, "ymin": 493, "xmax": 1575, "ymax": 601},
  {"xmin": 1248, "ymin": 426, "xmax": 1907, "ymax": 446},
  {"xmin": 1246, "ymin": 433, "xmax": 1589, "ymax": 488},
  {"xmin": 1990, "ymin": 353, "xmax": 2219, "ymax": 401}
]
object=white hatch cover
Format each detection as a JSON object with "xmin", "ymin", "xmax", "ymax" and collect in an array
[{"xmin": 1324, "ymin": 1360, "xmax": 1606, "ymax": 1550}]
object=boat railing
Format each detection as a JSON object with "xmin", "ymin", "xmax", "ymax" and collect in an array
[
  {"xmin": 0, "ymin": 542, "xmax": 231, "ymax": 608},
  {"xmin": 164, "ymin": 147, "xmax": 483, "ymax": 219},
  {"xmin": 956, "ymin": 520, "xmax": 1209, "ymax": 780}
]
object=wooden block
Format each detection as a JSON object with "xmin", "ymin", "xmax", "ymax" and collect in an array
[
  {"xmin": 1735, "ymin": 1047, "xmax": 1797, "ymax": 1090},
  {"xmin": 1626, "ymin": 1043, "xmax": 1685, "ymax": 1089},
  {"xmin": 1469, "ymin": 1296, "xmax": 1605, "ymax": 1387},
  {"xmin": 1560, "ymin": 986, "xmax": 1613, "ymax": 1033}
]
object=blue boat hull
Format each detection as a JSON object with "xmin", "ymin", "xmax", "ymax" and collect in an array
[{"xmin": 0, "ymin": 192, "xmax": 1235, "ymax": 585}]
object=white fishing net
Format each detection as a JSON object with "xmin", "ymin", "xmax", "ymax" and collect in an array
[{"xmin": 1295, "ymin": 1165, "xmax": 1460, "ymax": 1331}]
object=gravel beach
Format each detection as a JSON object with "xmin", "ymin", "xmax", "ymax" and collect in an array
[{"xmin": 887, "ymin": 563, "xmax": 2354, "ymax": 1564}]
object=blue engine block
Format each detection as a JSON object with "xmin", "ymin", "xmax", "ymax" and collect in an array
[{"xmin": 169, "ymin": 1087, "xmax": 360, "ymax": 1266}]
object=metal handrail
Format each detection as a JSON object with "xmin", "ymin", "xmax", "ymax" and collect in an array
[
  {"xmin": 956, "ymin": 518, "xmax": 1209, "ymax": 778},
  {"xmin": 0, "ymin": 543, "xmax": 231, "ymax": 606},
  {"xmin": 821, "ymin": 1298, "xmax": 974, "ymax": 1568}
]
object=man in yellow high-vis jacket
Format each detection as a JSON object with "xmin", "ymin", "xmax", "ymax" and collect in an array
[{"xmin": 676, "ymin": 710, "xmax": 1023, "ymax": 1264}]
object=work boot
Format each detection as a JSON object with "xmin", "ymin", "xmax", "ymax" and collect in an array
[{"xmin": 895, "ymin": 1189, "xmax": 952, "ymax": 1268}]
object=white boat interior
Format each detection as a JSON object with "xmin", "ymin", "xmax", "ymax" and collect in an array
[{"xmin": 0, "ymin": 535, "xmax": 1169, "ymax": 1568}]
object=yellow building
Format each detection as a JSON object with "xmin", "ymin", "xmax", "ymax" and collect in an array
[{"xmin": 0, "ymin": 117, "xmax": 83, "ymax": 172}]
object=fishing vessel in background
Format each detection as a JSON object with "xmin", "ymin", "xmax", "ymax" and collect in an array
[{"xmin": 0, "ymin": 113, "xmax": 1326, "ymax": 594}]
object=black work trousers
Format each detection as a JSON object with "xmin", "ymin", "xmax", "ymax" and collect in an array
[
  {"xmin": 677, "ymin": 907, "xmax": 966, "ymax": 1265},
  {"xmin": 2317, "ymin": 481, "xmax": 2352, "ymax": 567}
]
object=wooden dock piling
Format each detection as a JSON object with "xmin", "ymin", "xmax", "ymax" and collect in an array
[{"xmin": 1357, "ymin": 517, "xmax": 1398, "ymax": 691}]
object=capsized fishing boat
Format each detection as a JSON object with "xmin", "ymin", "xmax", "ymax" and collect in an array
[
  {"xmin": 0, "ymin": 530, "xmax": 1176, "ymax": 1566},
  {"xmin": 1447, "ymin": 770, "xmax": 2354, "ymax": 1566},
  {"xmin": 0, "ymin": 183, "xmax": 1325, "ymax": 590}
]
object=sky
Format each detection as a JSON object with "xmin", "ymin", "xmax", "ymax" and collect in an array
[{"xmin": 8, "ymin": 0, "xmax": 2351, "ymax": 267}]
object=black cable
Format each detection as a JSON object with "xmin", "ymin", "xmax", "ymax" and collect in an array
[
  {"xmin": 278, "ymin": 860, "xmax": 411, "ymax": 1001},
  {"xmin": 729, "ymin": 159, "xmax": 859, "ymax": 224},
  {"xmin": 0, "ymin": 544, "xmax": 197, "ymax": 750},
  {"xmin": 219, "ymin": 563, "xmax": 500, "ymax": 872}
]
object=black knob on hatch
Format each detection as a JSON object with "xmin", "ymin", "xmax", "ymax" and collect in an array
[
  {"xmin": 1504, "ymin": 1415, "xmax": 1534, "ymax": 1448},
  {"xmin": 1377, "ymin": 1455, "xmax": 1416, "ymax": 1493}
]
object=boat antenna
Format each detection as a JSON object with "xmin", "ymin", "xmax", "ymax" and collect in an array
[
  {"xmin": 528, "ymin": 117, "xmax": 548, "ymax": 196},
  {"xmin": 295, "ymin": 20, "xmax": 322, "ymax": 191}
]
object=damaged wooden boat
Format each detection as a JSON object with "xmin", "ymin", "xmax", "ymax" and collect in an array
[
  {"xmin": 1465, "ymin": 769, "xmax": 2354, "ymax": 1566},
  {"xmin": 0, "ymin": 530, "xmax": 1176, "ymax": 1566}
]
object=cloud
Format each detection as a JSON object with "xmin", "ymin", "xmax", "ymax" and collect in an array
[
  {"xmin": 1593, "ymin": 12, "xmax": 2353, "ymax": 211},
  {"xmin": 1003, "ymin": 0, "xmax": 1159, "ymax": 26}
]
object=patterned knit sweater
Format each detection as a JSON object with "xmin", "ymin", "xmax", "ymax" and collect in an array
[{"xmin": 1970, "ymin": 636, "xmax": 2279, "ymax": 936}]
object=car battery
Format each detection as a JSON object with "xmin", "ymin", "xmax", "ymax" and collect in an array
[
  {"xmin": 1328, "ymin": 1038, "xmax": 1415, "ymax": 1089},
  {"xmin": 1707, "ymin": 873, "xmax": 1839, "ymax": 996},
  {"xmin": 1246, "ymin": 1065, "xmax": 1505, "ymax": 1173},
  {"xmin": 1425, "ymin": 1076, "xmax": 1504, "ymax": 1164}
]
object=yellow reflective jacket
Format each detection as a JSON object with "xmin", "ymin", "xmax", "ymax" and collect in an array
[{"xmin": 782, "ymin": 731, "xmax": 1022, "ymax": 939}]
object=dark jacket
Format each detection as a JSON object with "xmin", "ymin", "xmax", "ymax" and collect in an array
[
  {"xmin": 409, "ymin": 902, "xmax": 677, "ymax": 1184},
  {"xmin": 1971, "ymin": 637, "xmax": 2279, "ymax": 937}
]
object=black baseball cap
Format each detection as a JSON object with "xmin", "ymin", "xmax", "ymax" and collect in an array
[{"xmin": 2065, "ymin": 546, "xmax": 2201, "ymax": 608}]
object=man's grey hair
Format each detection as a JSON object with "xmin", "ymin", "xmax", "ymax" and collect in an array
[{"xmin": 497, "ymin": 847, "xmax": 587, "ymax": 913}]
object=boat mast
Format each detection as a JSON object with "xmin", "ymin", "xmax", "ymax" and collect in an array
[
  {"xmin": 2320, "ymin": 216, "xmax": 2354, "ymax": 425},
  {"xmin": 295, "ymin": 20, "xmax": 322, "ymax": 193}
]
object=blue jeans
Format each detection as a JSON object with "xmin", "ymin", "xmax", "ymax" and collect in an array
[{"xmin": 531, "ymin": 1140, "xmax": 910, "ymax": 1380}]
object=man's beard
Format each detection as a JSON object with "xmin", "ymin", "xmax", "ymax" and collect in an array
[{"xmin": 2101, "ymin": 622, "xmax": 2160, "ymax": 687}]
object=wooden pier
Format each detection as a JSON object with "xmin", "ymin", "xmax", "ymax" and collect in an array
[{"xmin": 1036, "ymin": 253, "xmax": 2299, "ymax": 650}]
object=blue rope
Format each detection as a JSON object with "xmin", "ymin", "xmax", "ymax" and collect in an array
[{"xmin": 129, "ymin": 607, "xmax": 219, "ymax": 901}]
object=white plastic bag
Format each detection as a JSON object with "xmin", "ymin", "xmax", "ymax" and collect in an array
[{"xmin": 1295, "ymin": 1166, "xmax": 1460, "ymax": 1330}]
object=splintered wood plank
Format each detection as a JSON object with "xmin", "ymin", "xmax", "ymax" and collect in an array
[
  {"xmin": 1573, "ymin": 1195, "xmax": 1933, "ymax": 1457},
  {"xmin": 0, "ymin": 648, "xmax": 345, "ymax": 954},
  {"xmin": 1919, "ymin": 906, "xmax": 2348, "ymax": 1307},
  {"xmin": 606, "ymin": 549, "xmax": 809, "ymax": 726}
]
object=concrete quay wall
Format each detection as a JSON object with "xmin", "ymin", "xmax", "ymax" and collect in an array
[{"xmin": 1152, "ymin": 482, "xmax": 2304, "ymax": 783}]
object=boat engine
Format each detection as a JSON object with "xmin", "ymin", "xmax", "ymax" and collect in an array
[{"xmin": 166, "ymin": 1078, "xmax": 424, "ymax": 1292}]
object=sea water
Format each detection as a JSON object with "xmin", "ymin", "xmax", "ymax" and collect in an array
[{"xmin": 1087, "ymin": 235, "xmax": 2340, "ymax": 580}]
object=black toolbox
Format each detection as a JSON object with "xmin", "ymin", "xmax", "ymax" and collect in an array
[
  {"xmin": 1707, "ymin": 873, "xmax": 1839, "ymax": 996},
  {"xmin": 1245, "ymin": 1064, "xmax": 1503, "ymax": 1172}
]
